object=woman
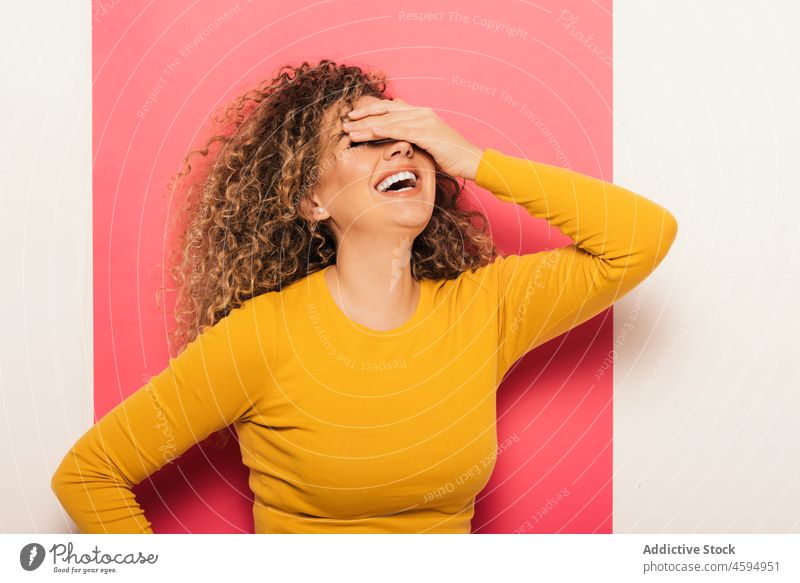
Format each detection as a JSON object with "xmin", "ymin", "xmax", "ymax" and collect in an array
[{"xmin": 51, "ymin": 60, "xmax": 677, "ymax": 534}]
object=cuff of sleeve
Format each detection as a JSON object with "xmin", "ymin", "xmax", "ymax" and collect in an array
[
  {"xmin": 474, "ymin": 147, "xmax": 506, "ymax": 190},
  {"xmin": 474, "ymin": 147, "xmax": 529, "ymax": 202}
]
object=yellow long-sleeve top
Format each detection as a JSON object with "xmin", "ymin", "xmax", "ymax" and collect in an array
[{"xmin": 51, "ymin": 148, "xmax": 677, "ymax": 534}]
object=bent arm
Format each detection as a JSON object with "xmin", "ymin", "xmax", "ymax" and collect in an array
[
  {"xmin": 50, "ymin": 298, "xmax": 274, "ymax": 533},
  {"xmin": 473, "ymin": 148, "xmax": 678, "ymax": 378}
]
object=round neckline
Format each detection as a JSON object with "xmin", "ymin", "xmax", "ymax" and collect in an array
[{"xmin": 314, "ymin": 265, "xmax": 430, "ymax": 337}]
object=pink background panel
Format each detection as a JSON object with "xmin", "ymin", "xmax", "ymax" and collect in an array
[{"xmin": 92, "ymin": 0, "xmax": 613, "ymax": 533}]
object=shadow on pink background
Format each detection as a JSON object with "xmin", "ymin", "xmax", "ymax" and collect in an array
[{"xmin": 92, "ymin": 0, "xmax": 613, "ymax": 533}]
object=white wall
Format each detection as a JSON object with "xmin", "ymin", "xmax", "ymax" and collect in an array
[
  {"xmin": 2, "ymin": 0, "xmax": 799, "ymax": 533},
  {"xmin": 613, "ymin": 0, "xmax": 800, "ymax": 532},
  {"xmin": 0, "ymin": 1, "xmax": 92, "ymax": 532}
]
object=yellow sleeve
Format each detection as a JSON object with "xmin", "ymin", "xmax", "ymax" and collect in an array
[
  {"xmin": 473, "ymin": 148, "xmax": 678, "ymax": 380},
  {"xmin": 50, "ymin": 297, "xmax": 274, "ymax": 533}
]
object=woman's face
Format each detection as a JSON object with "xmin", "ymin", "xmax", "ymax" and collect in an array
[{"xmin": 307, "ymin": 95, "xmax": 437, "ymax": 241}]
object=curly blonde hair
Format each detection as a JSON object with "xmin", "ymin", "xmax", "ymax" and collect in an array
[{"xmin": 162, "ymin": 59, "xmax": 497, "ymax": 360}]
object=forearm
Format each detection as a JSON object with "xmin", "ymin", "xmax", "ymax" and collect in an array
[
  {"xmin": 474, "ymin": 147, "xmax": 678, "ymax": 281},
  {"xmin": 50, "ymin": 298, "xmax": 270, "ymax": 534},
  {"xmin": 51, "ymin": 433, "xmax": 154, "ymax": 534}
]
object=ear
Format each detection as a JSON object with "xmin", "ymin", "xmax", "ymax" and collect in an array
[{"xmin": 298, "ymin": 194, "xmax": 327, "ymax": 222}]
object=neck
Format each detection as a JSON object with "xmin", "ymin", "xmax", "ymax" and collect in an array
[{"xmin": 325, "ymin": 232, "xmax": 420, "ymax": 330}]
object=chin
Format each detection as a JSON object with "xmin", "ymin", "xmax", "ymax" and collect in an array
[{"xmin": 379, "ymin": 199, "xmax": 428, "ymax": 224}]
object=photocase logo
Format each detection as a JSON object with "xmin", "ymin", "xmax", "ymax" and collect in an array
[{"xmin": 20, "ymin": 543, "xmax": 46, "ymax": 571}]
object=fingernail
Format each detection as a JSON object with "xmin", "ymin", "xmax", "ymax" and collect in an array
[{"xmin": 347, "ymin": 109, "xmax": 360, "ymax": 117}]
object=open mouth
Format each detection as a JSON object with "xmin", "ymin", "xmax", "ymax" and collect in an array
[{"xmin": 374, "ymin": 170, "xmax": 420, "ymax": 196}]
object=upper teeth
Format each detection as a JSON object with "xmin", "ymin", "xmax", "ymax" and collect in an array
[{"xmin": 376, "ymin": 171, "xmax": 417, "ymax": 193}]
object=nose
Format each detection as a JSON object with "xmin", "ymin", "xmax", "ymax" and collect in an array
[{"xmin": 383, "ymin": 139, "xmax": 414, "ymax": 160}]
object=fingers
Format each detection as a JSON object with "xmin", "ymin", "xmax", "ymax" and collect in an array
[
  {"xmin": 346, "ymin": 127, "xmax": 382, "ymax": 142},
  {"xmin": 342, "ymin": 100, "xmax": 427, "ymax": 146},
  {"xmin": 345, "ymin": 106, "xmax": 388, "ymax": 120},
  {"xmin": 347, "ymin": 120, "xmax": 418, "ymax": 144},
  {"xmin": 342, "ymin": 110, "xmax": 418, "ymax": 134},
  {"xmin": 346, "ymin": 97, "xmax": 414, "ymax": 120}
]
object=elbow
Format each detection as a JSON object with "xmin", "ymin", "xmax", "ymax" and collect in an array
[
  {"xmin": 603, "ymin": 208, "xmax": 678, "ymax": 284},
  {"xmin": 50, "ymin": 469, "xmax": 74, "ymax": 527},
  {"xmin": 50, "ymin": 456, "xmax": 73, "ymax": 506},
  {"xmin": 663, "ymin": 208, "xmax": 679, "ymax": 243},
  {"xmin": 50, "ymin": 447, "xmax": 86, "ymax": 508},
  {"xmin": 50, "ymin": 470, "xmax": 61, "ymax": 498},
  {"xmin": 653, "ymin": 209, "xmax": 679, "ymax": 266}
]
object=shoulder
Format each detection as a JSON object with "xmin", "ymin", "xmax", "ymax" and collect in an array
[
  {"xmin": 429, "ymin": 259, "xmax": 504, "ymax": 305},
  {"xmin": 209, "ymin": 288, "xmax": 284, "ymax": 342},
  {"xmin": 223, "ymin": 273, "xmax": 318, "ymax": 335}
]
